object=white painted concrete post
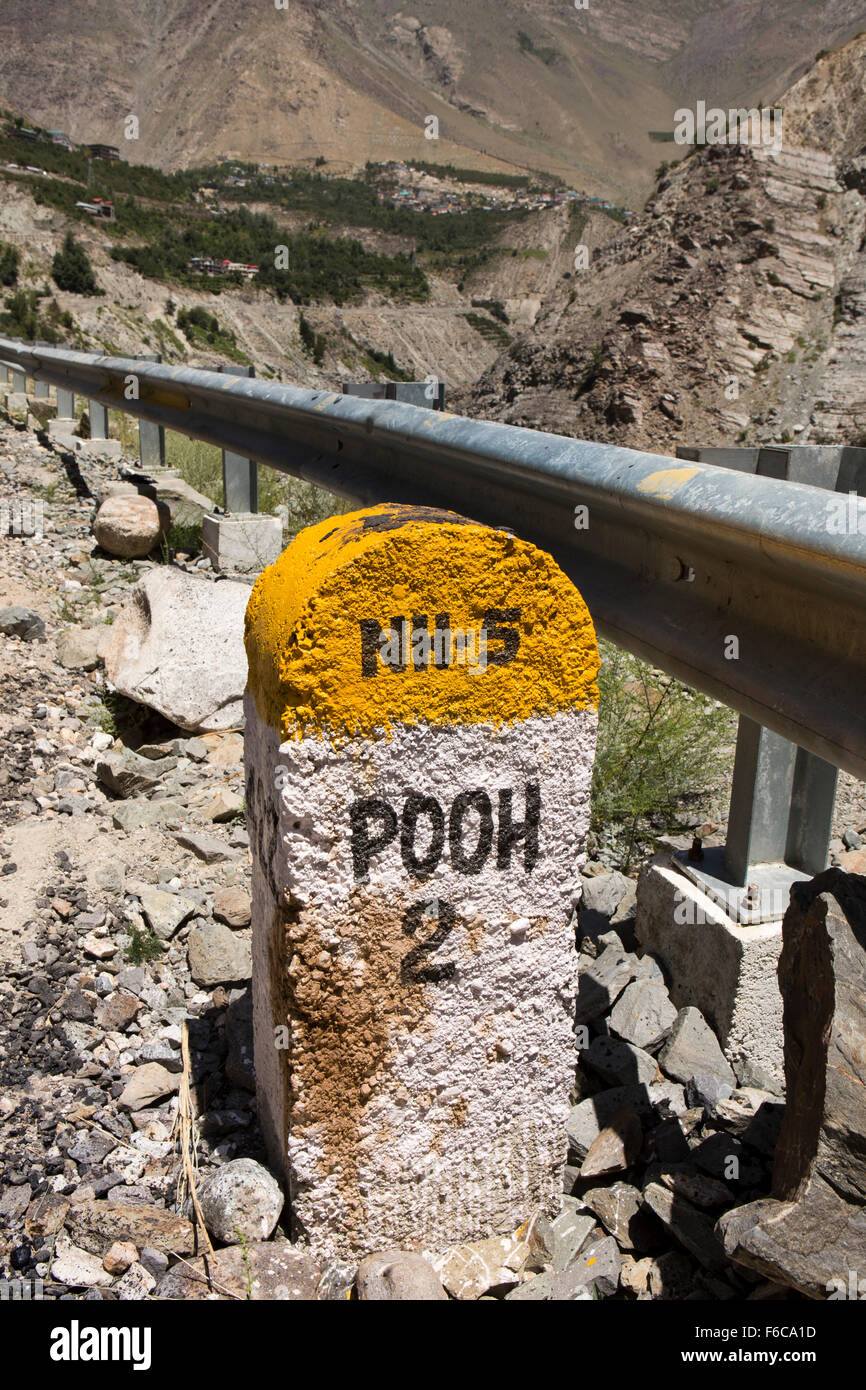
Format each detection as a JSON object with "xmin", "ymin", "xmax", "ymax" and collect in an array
[{"xmin": 244, "ymin": 504, "xmax": 600, "ymax": 1258}]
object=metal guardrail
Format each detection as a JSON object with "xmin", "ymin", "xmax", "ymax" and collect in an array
[{"xmin": 2, "ymin": 338, "xmax": 865, "ymax": 781}]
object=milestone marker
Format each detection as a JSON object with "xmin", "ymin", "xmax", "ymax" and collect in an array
[{"xmin": 244, "ymin": 504, "xmax": 600, "ymax": 1258}]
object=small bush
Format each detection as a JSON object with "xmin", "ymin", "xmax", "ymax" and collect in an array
[
  {"xmin": 299, "ymin": 311, "xmax": 325, "ymax": 364},
  {"xmin": 591, "ymin": 641, "xmax": 735, "ymax": 869},
  {"xmin": 0, "ymin": 241, "xmax": 19, "ymax": 286},
  {"xmin": 125, "ymin": 923, "xmax": 163, "ymax": 965},
  {"xmin": 52, "ymin": 233, "xmax": 99, "ymax": 294}
]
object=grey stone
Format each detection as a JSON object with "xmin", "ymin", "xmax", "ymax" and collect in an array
[
  {"xmin": 574, "ymin": 944, "xmax": 637, "ymax": 1024},
  {"xmin": 202, "ymin": 512, "xmax": 283, "ymax": 574},
  {"xmin": 609, "ymin": 979, "xmax": 677, "ymax": 1051},
  {"xmin": 97, "ymin": 749, "xmax": 177, "ymax": 798},
  {"xmin": 197, "ymin": 1158, "xmax": 284, "ymax": 1244},
  {"xmin": 0, "ymin": 605, "xmax": 45, "ymax": 641},
  {"xmin": 584, "ymin": 1182, "xmax": 661, "ymax": 1252},
  {"xmin": 692, "ymin": 1132, "xmax": 767, "ymax": 1191},
  {"xmin": 356, "ymin": 1250, "xmax": 448, "ymax": 1300},
  {"xmin": 68, "ymin": 1130, "xmax": 117, "ymax": 1166},
  {"xmin": 137, "ymin": 1041, "xmax": 183, "ymax": 1072},
  {"xmin": 117, "ymin": 1063, "xmax": 180, "ymax": 1112},
  {"xmin": 65, "ymin": 1200, "xmax": 197, "ymax": 1256},
  {"xmin": 685, "ymin": 1074, "xmax": 734, "ymax": 1110},
  {"xmin": 136, "ymin": 885, "xmax": 195, "ymax": 941},
  {"xmin": 548, "ymin": 1208, "xmax": 598, "ymax": 1271},
  {"xmin": 580, "ymin": 1107, "xmax": 643, "ymax": 1178},
  {"xmin": 774, "ymin": 871, "xmax": 866, "ymax": 1205},
  {"xmin": 174, "ymin": 829, "xmax": 234, "ymax": 863},
  {"xmin": 659, "ymin": 1006, "xmax": 736, "ymax": 1087},
  {"xmin": 642, "ymin": 1182, "xmax": 728, "ymax": 1273},
  {"xmin": 584, "ymin": 1033, "xmax": 660, "ymax": 1087},
  {"xmin": 566, "ymin": 1080, "xmax": 685, "ymax": 1161},
  {"xmin": 188, "ymin": 922, "xmax": 252, "ymax": 986},
  {"xmin": 647, "ymin": 1165, "xmax": 734, "ymax": 1210},
  {"xmin": 139, "ymin": 1246, "xmax": 169, "ymax": 1279},
  {"xmin": 717, "ymin": 1173, "xmax": 866, "ymax": 1300},
  {"xmin": 506, "ymin": 1268, "xmax": 594, "ymax": 1300},
  {"xmin": 114, "ymin": 1261, "xmax": 157, "ymax": 1301},
  {"xmin": 101, "ymin": 567, "xmax": 250, "ymax": 730},
  {"xmin": 110, "ymin": 799, "xmax": 185, "ymax": 832},
  {"xmin": 317, "ymin": 1259, "xmax": 357, "ymax": 1300},
  {"xmin": 581, "ymin": 871, "xmax": 632, "ymax": 917},
  {"xmin": 157, "ymin": 1240, "xmax": 320, "ymax": 1300},
  {"xmin": 735, "ymin": 1057, "xmax": 783, "ymax": 1096},
  {"xmin": 570, "ymin": 1234, "xmax": 621, "ymax": 1297},
  {"xmin": 431, "ymin": 1231, "xmax": 529, "ymax": 1298},
  {"xmin": 0, "ymin": 1185, "xmax": 33, "ymax": 1220},
  {"xmin": 57, "ymin": 627, "xmax": 101, "ymax": 670}
]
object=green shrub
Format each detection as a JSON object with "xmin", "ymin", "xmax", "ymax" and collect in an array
[
  {"xmin": 52, "ymin": 233, "xmax": 99, "ymax": 294},
  {"xmin": 0, "ymin": 241, "xmax": 19, "ymax": 286},
  {"xmin": 591, "ymin": 640, "xmax": 735, "ymax": 869},
  {"xmin": 299, "ymin": 311, "xmax": 325, "ymax": 364},
  {"xmin": 125, "ymin": 923, "xmax": 163, "ymax": 965}
]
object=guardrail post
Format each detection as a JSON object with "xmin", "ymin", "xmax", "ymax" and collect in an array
[
  {"xmin": 202, "ymin": 364, "xmax": 282, "ymax": 573},
  {"xmin": 724, "ymin": 717, "xmax": 798, "ymax": 886},
  {"xmin": 10, "ymin": 366, "xmax": 26, "ymax": 394},
  {"xmin": 243, "ymin": 503, "xmax": 599, "ymax": 1256},
  {"xmin": 89, "ymin": 399, "xmax": 109, "ymax": 438},
  {"xmin": 218, "ymin": 363, "xmax": 258, "ymax": 512},
  {"xmin": 785, "ymin": 746, "xmax": 839, "ymax": 877},
  {"xmin": 33, "ymin": 379, "xmax": 50, "ymax": 399},
  {"xmin": 134, "ymin": 354, "xmax": 166, "ymax": 471},
  {"xmin": 46, "ymin": 386, "xmax": 77, "ymax": 442}
]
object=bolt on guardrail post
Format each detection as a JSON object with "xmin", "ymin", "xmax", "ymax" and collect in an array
[
  {"xmin": 244, "ymin": 503, "xmax": 599, "ymax": 1257},
  {"xmin": 218, "ymin": 363, "xmax": 257, "ymax": 512}
]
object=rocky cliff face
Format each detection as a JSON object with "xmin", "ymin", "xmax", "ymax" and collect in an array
[{"xmin": 458, "ymin": 38, "xmax": 866, "ymax": 452}]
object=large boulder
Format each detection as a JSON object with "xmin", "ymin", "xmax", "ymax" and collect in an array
[
  {"xmin": 93, "ymin": 494, "xmax": 165, "ymax": 558},
  {"xmin": 102, "ymin": 568, "xmax": 250, "ymax": 730},
  {"xmin": 717, "ymin": 871, "xmax": 866, "ymax": 1298}
]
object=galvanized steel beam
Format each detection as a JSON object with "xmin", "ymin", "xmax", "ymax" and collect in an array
[{"xmin": 2, "ymin": 338, "xmax": 864, "ymax": 778}]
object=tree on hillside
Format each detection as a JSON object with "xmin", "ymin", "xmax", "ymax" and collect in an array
[
  {"xmin": 52, "ymin": 233, "xmax": 99, "ymax": 295},
  {"xmin": 0, "ymin": 242, "xmax": 19, "ymax": 286}
]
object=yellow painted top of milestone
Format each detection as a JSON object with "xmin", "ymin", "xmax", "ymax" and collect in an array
[{"xmin": 244, "ymin": 504, "xmax": 599, "ymax": 741}]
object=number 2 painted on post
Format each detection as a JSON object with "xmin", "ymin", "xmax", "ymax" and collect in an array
[{"xmin": 400, "ymin": 899, "xmax": 457, "ymax": 984}]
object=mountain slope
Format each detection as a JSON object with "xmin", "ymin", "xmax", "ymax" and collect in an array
[
  {"xmin": 456, "ymin": 37, "xmax": 866, "ymax": 451},
  {"xmin": 2, "ymin": 0, "xmax": 866, "ymax": 203}
]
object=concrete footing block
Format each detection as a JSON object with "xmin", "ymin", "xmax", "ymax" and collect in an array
[
  {"xmin": 202, "ymin": 513, "xmax": 283, "ymax": 574},
  {"xmin": 4, "ymin": 392, "xmax": 30, "ymax": 416},
  {"xmin": 635, "ymin": 860, "xmax": 784, "ymax": 1090}
]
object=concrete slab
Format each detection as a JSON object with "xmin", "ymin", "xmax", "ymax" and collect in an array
[
  {"xmin": 202, "ymin": 513, "xmax": 283, "ymax": 574},
  {"xmin": 635, "ymin": 859, "xmax": 784, "ymax": 1090}
]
